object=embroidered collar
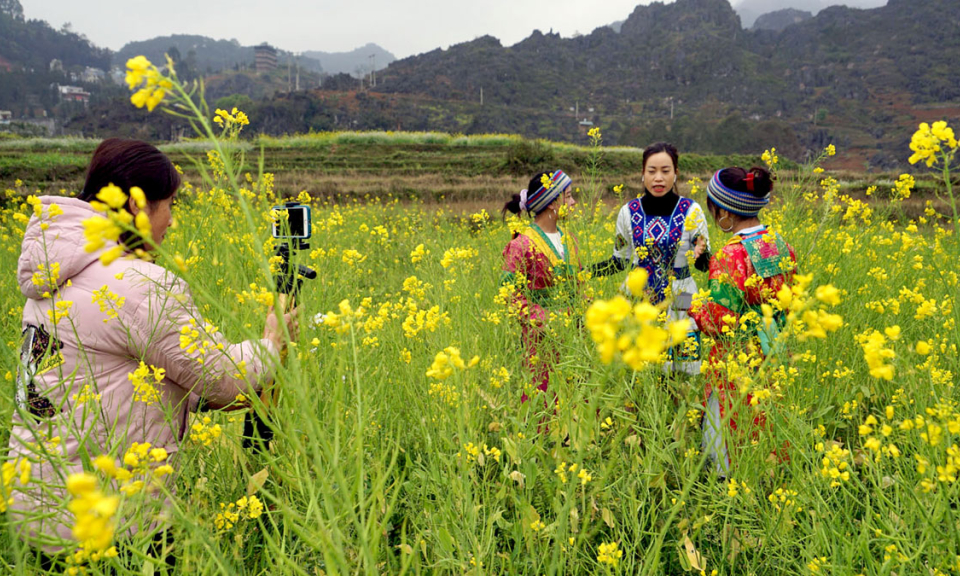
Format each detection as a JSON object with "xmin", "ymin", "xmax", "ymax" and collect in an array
[
  {"xmin": 726, "ymin": 224, "xmax": 768, "ymax": 245},
  {"xmin": 737, "ymin": 224, "xmax": 767, "ymax": 237},
  {"xmin": 530, "ymin": 223, "xmax": 568, "ymax": 263}
]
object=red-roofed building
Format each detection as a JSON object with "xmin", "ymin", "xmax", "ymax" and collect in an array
[{"xmin": 58, "ymin": 85, "xmax": 90, "ymax": 104}]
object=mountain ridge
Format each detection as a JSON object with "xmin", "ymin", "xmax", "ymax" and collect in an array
[
  {"xmin": 351, "ymin": 0, "xmax": 958, "ymax": 167},
  {"xmin": 4, "ymin": 0, "xmax": 959, "ymax": 170},
  {"xmin": 302, "ymin": 43, "xmax": 396, "ymax": 76},
  {"xmin": 752, "ymin": 8, "xmax": 813, "ymax": 31},
  {"xmin": 733, "ymin": 0, "xmax": 886, "ymax": 28},
  {"xmin": 113, "ymin": 35, "xmax": 396, "ymax": 77}
]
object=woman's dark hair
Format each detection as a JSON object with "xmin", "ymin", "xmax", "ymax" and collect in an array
[
  {"xmin": 502, "ymin": 171, "xmax": 551, "ymax": 220},
  {"xmin": 706, "ymin": 166, "xmax": 775, "ymax": 217},
  {"xmin": 78, "ymin": 138, "xmax": 180, "ymax": 205},
  {"xmin": 642, "ymin": 142, "xmax": 679, "ymax": 172}
]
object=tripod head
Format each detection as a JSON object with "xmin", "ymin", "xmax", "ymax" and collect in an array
[{"xmin": 273, "ymin": 241, "xmax": 317, "ymax": 298}]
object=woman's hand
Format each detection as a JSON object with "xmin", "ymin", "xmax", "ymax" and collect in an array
[
  {"xmin": 693, "ymin": 236, "xmax": 707, "ymax": 259},
  {"xmin": 263, "ymin": 297, "xmax": 299, "ymax": 353}
]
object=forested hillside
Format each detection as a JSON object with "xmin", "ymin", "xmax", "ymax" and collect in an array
[
  {"xmin": 0, "ymin": 1, "xmax": 115, "ymax": 117},
  {"xmin": 0, "ymin": 1, "xmax": 110, "ymax": 71},
  {"xmin": 4, "ymin": 0, "xmax": 959, "ymax": 168}
]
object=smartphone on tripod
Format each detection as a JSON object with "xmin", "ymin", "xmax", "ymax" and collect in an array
[{"xmin": 272, "ymin": 202, "xmax": 312, "ymax": 241}]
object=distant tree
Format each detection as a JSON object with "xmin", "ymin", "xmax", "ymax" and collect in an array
[
  {"xmin": 175, "ymin": 49, "xmax": 200, "ymax": 82},
  {"xmin": 167, "ymin": 46, "xmax": 182, "ymax": 64},
  {"xmin": 213, "ymin": 94, "xmax": 254, "ymax": 113},
  {"xmin": 0, "ymin": 0, "xmax": 23, "ymax": 20}
]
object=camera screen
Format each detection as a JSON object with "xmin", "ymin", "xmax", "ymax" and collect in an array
[{"xmin": 272, "ymin": 205, "xmax": 311, "ymax": 239}]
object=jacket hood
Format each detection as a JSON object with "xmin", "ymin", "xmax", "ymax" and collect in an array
[{"xmin": 18, "ymin": 196, "xmax": 108, "ymax": 300}]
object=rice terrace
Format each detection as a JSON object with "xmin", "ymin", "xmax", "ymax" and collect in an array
[{"xmin": 2, "ymin": 0, "xmax": 960, "ymax": 574}]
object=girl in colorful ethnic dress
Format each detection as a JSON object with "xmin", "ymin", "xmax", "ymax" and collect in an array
[
  {"xmin": 592, "ymin": 143, "xmax": 711, "ymax": 376},
  {"xmin": 501, "ymin": 170, "xmax": 580, "ymax": 404},
  {"xmin": 690, "ymin": 166, "xmax": 797, "ymax": 476}
]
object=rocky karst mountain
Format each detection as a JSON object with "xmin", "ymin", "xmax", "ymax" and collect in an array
[
  {"xmin": 734, "ymin": 0, "xmax": 887, "ymax": 28},
  {"xmin": 354, "ymin": 0, "xmax": 957, "ymax": 166},
  {"xmin": 6, "ymin": 0, "xmax": 958, "ymax": 169},
  {"xmin": 752, "ymin": 8, "xmax": 813, "ymax": 31}
]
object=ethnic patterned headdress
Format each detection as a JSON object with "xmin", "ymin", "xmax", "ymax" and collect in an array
[
  {"xmin": 522, "ymin": 170, "xmax": 572, "ymax": 215},
  {"xmin": 707, "ymin": 169, "xmax": 771, "ymax": 218}
]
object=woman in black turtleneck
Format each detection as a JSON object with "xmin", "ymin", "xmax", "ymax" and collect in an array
[{"xmin": 591, "ymin": 142, "xmax": 711, "ymax": 376}]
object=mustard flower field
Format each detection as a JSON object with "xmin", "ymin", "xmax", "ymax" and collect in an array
[{"xmin": 1, "ymin": 57, "xmax": 959, "ymax": 575}]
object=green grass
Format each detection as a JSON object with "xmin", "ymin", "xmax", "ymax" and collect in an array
[{"xmin": 1, "ymin": 141, "xmax": 959, "ymax": 574}]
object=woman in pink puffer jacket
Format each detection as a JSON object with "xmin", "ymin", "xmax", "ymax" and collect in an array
[{"xmin": 8, "ymin": 139, "xmax": 296, "ymax": 556}]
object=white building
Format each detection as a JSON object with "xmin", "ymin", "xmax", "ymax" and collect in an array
[{"xmin": 82, "ymin": 67, "xmax": 106, "ymax": 83}]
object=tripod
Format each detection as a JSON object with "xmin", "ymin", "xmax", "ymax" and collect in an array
[{"xmin": 242, "ymin": 237, "xmax": 317, "ymax": 451}]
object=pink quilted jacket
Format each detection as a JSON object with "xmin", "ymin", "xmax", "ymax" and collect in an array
[{"xmin": 8, "ymin": 196, "xmax": 279, "ymax": 550}]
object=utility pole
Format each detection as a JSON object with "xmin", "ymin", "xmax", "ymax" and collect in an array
[
  {"xmin": 369, "ymin": 53, "xmax": 376, "ymax": 87},
  {"xmin": 480, "ymin": 86, "xmax": 483, "ymax": 106},
  {"xmin": 355, "ymin": 65, "xmax": 364, "ymax": 90},
  {"xmin": 295, "ymin": 53, "xmax": 300, "ymax": 91}
]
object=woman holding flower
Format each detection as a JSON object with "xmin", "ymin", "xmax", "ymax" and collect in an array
[
  {"xmin": 689, "ymin": 166, "xmax": 797, "ymax": 476},
  {"xmin": 501, "ymin": 170, "xmax": 581, "ymax": 404},
  {"xmin": 9, "ymin": 139, "xmax": 297, "ymax": 562},
  {"xmin": 592, "ymin": 142, "xmax": 711, "ymax": 376}
]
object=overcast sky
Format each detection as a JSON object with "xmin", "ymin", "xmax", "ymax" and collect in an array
[{"xmin": 21, "ymin": 0, "xmax": 654, "ymax": 59}]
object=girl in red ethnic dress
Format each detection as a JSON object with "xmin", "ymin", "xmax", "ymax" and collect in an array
[
  {"xmin": 690, "ymin": 166, "xmax": 796, "ymax": 476},
  {"xmin": 501, "ymin": 170, "xmax": 580, "ymax": 404}
]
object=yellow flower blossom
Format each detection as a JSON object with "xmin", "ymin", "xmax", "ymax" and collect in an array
[
  {"xmin": 597, "ymin": 541, "xmax": 622, "ymax": 566},
  {"xmin": 909, "ymin": 121, "xmax": 958, "ymax": 167},
  {"xmin": 66, "ymin": 473, "xmax": 120, "ymax": 556}
]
